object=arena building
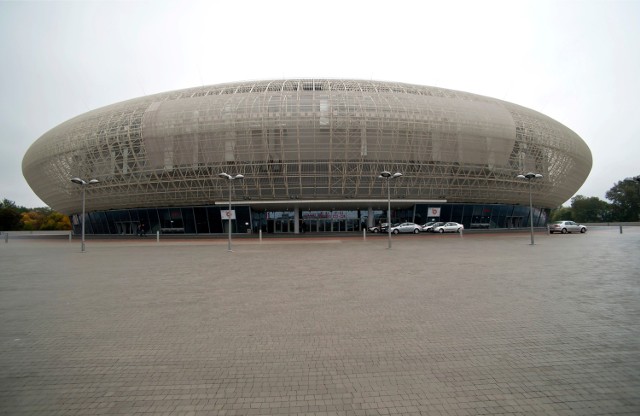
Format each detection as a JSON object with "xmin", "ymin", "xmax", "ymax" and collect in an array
[{"xmin": 22, "ymin": 79, "xmax": 592, "ymax": 235}]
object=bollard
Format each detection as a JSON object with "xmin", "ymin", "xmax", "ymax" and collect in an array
[
  {"xmin": 4, "ymin": 232, "xmax": 7, "ymax": 243},
  {"xmin": 620, "ymin": 225, "xmax": 623, "ymax": 234},
  {"xmin": 157, "ymin": 230, "xmax": 160, "ymax": 243},
  {"xmin": 69, "ymin": 232, "xmax": 72, "ymax": 242},
  {"xmin": 259, "ymin": 229, "xmax": 262, "ymax": 243},
  {"xmin": 459, "ymin": 228, "xmax": 463, "ymax": 237},
  {"xmin": 363, "ymin": 229, "xmax": 366, "ymax": 240}
]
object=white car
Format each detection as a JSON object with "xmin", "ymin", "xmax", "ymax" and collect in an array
[
  {"xmin": 390, "ymin": 222, "xmax": 422, "ymax": 234},
  {"xmin": 548, "ymin": 221, "xmax": 587, "ymax": 234},
  {"xmin": 432, "ymin": 222, "xmax": 464, "ymax": 233}
]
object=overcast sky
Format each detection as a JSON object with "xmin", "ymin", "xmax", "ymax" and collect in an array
[{"xmin": 1, "ymin": 0, "xmax": 638, "ymax": 208}]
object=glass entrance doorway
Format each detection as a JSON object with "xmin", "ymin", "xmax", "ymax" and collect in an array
[
  {"xmin": 261, "ymin": 210, "xmax": 376, "ymax": 233},
  {"xmin": 115, "ymin": 221, "xmax": 138, "ymax": 235},
  {"xmin": 506, "ymin": 216, "xmax": 524, "ymax": 228}
]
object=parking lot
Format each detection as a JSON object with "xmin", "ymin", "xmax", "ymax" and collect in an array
[{"xmin": 1, "ymin": 227, "xmax": 639, "ymax": 415}]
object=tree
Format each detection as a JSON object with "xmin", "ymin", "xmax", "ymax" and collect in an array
[
  {"xmin": 2, "ymin": 198, "xmax": 71, "ymax": 231},
  {"xmin": 570, "ymin": 195, "xmax": 611, "ymax": 223},
  {"xmin": 0, "ymin": 199, "xmax": 22, "ymax": 231},
  {"xmin": 40, "ymin": 211, "xmax": 71, "ymax": 230},
  {"xmin": 605, "ymin": 177, "xmax": 640, "ymax": 221},
  {"xmin": 549, "ymin": 205, "xmax": 573, "ymax": 222},
  {"xmin": 20, "ymin": 211, "xmax": 45, "ymax": 230},
  {"xmin": 20, "ymin": 209, "xmax": 71, "ymax": 231}
]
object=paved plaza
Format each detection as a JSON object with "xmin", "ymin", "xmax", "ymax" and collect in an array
[{"xmin": 1, "ymin": 228, "xmax": 639, "ymax": 415}]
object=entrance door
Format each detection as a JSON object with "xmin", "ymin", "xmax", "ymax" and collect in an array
[
  {"xmin": 273, "ymin": 219, "xmax": 293, "ymax": 233},
  {"xmin": 506, "ymin": 216, "xmax": 523, "ymax": 228},
  {"xmin": 115, "ymin": 221, "xmax": 137, "ymax": 235}
]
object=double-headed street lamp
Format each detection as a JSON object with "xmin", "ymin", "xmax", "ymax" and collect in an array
[
  {"xmin": 70, "ymin": 177, "xmax": 99, "ymax": 252},
  {"xmin": 218, "ymin": 172, "xmax": 244, "ymax": 252},
  {"xmin": 378, "ymin": 171, "xmax": 403, "ymax": 249},
  {"xmin": 516, "ymin": 172, "xmax": 543, "ymax": 245}
]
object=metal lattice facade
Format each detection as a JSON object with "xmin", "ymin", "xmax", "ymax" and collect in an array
[{"xmin": 23, "ymin": 79, "xmax": 592, "ymax": 215}]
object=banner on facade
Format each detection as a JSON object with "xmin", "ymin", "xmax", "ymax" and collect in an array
[
  {"xmin": 220, "ymin": 209, "xmax": 236, "ymax": 220},
  {"xmin": 429, "ymin": 207, "xmax": 441, "ymax": 217}
]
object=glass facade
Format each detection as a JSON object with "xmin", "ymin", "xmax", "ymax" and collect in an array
[{"xmin": 72, "ymin": 203, "xmax": 548, "ymax": 235}]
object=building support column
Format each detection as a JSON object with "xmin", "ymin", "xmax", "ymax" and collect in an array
[
  {"xmin": 367, "ymin": 206, "xmax": 374, "ymax": 227},
  {"xmin": 294, "ymin": 206, "xmax": 300, "ymax": 234}
]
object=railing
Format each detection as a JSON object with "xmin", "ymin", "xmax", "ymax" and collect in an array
[{"xmin": 1, "ymin": 230, "xmax": 73, "ymax": 242}]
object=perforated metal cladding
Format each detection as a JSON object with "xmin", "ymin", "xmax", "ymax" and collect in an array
[{"xmin": 22, "ymin": 79, "xmax": 592, "ymax": 214}]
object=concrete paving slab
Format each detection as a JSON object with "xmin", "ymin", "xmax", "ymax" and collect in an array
[{"xmin": 1, "ymin": 228, "xmax": 639, "ymax": 415}]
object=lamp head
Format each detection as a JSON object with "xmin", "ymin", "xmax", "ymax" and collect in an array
[
  {"xmin": 218, "ymin": 172, "xmax": 231, "ymax": 179},
  {"xmin": 88, "ymin": 179, "xmax": 100, "ymax": 184},
  {"xmin": 71, "ymin": 177, "xmax": 85, "ymax": 185},
  {"xmin": 233, "ymin": 174, "xmax": 244, "ymax": 180},
  {"xmin": 517, "ymin": 173, "xmax": 542, "ymax": 180},
  {"xmin": 379, "ymin": 171, "xmax": 402, "ymax": 179}
]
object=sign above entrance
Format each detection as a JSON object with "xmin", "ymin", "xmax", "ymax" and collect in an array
[
  {"xmin": 429, "ymin": 207, "xmax": 441, "ymax": 217},
  {"xmin": 220, "ymin": 209, "xmax": 236, "ymax": 220}
]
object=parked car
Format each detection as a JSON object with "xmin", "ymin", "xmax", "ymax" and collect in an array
[
  {"xmin": 548, "ymin": 221, "xmax": 587, "ymax": 234},
  {"xmin": 425, "ymin": 222, "xmax": 446, "ymax": 232},
  {"xmin": 420, "ymin": 221, "xmax": 438, "ymax": 232},
  {"xmin": 390, "ymin": 222, "xmax": 422, "ymax": 234},
  {"xmin": 432, "ymin": 222, "xmax": 464, "ymax": 233},
  {"xmin": 368, "ymin": 223, "xmax": 389, "ymax": 233}
]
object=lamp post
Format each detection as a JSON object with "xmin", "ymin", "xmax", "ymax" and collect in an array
[
  {"xmin": 378, "ymin": 171, "xmax": 403, "ymax": 249},
  {"xmin": 70, "ymin": 177, "xmax": 99, "ymax": 252},
  {"xmin": 218, "ymin": 172, "xmax": 244, "ymax": 252},
  {"xmin": 516, "ymin": 172, "xmax": 543, "ymax": 245}
]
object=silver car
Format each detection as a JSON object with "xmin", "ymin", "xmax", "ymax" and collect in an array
[
  {"xmin": 432, "ymin": 222, "xmax": 464, "ymax": 233},
  {"xmin": 420, "ymin": 221, "xmax": 437, "ymax": 232},
  {"xmin": 390, "ymin": 222, "xmax": 422, "ymax": 234},
  {"xmin": 548, "ymin": 221, "xmax": 587, "ymax": 234}
]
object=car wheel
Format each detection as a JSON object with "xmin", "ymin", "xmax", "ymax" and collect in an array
[
  {"xmin": 549, "ymin": 231, "xmax": 553, "ymax": 234},
  {"xmin": 413, "ymin": 229, "xmax": 420, "ymax": 234},
  {"xmin": 393, "ymin": 229, "xmax": 399, "ymax": 234},
  {"xmin": 439, "ymin": 229, "xmax": 444, "ymax": 233},
  {"xmin": 373, "ymin": 229, "xmax": 378, "ymax": 233},
  {"xmin": 561, "ymin": 228, "xmax": 568, "ymax": 234},
  {"xmin": 580, "ymin": 227, "xmax": 587, "ymax": 233}
]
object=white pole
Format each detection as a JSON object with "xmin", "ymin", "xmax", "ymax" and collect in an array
[
  {"xmin": 528, "ymin": 179, "xmax": 535, "ymax": 245},
  {"xmin": 81, "ymin": 186, "xmax": 86, "ymax": 252},
  {"xmin": 228, "ymin": 180, "xmax": 232, "ymax": 252},
  {"xmin": 387, "ymin": 178, "xmax": 392, "ymax": 249},
  {"xmin": 156, "ymin": 230, "xmax": 160, "ymax": 243}
]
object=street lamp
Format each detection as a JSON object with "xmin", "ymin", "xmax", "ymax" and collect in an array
[
  {"xmin": 378, "ymin": 171, "xmax": 403, "ymax": 249},
  {"xmin": 516, "ymin": 172, "xmax": 543, "ymax": 245},
  {"xmin": 70, "ymin": 177, "xmax": 99, "ymax": 252},
  {"xmin": 218, "ymin": 172, "xmax": 244, "ymax": 252}
]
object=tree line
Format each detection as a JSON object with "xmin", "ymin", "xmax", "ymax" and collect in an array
[
  {"xmin": 1, "ymin": 176, "xmax": 638, "ymax": 231},
  {"xmin": 0, "ymin": 199, "xmax": 71, "ymax": 231},
  {"xmin": 550, "ymin": 177, "xmax": 640, "ymax": 223}
]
